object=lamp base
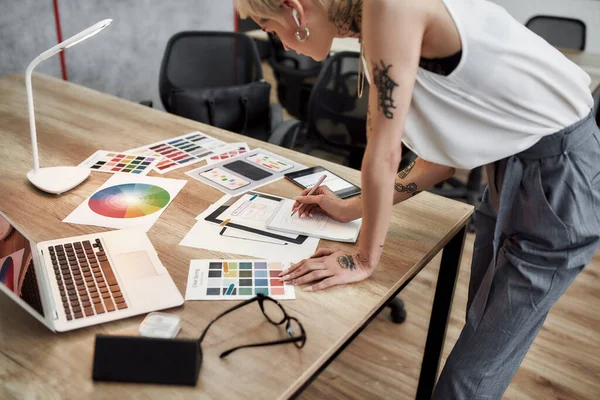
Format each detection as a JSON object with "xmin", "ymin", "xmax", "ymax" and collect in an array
[{"xmin": 27, "ymin": 166, "xmax": 90, "ymax": 194}]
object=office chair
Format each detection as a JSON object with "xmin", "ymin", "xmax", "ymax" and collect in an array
[
  {"xmin": 526, "ymin": 16, "xmax": 586, "ymax": 51},
  {"xmin": 236, "ymin": 14, "xmax": 271, "ymax": 60},
  {"xmin": 267, "ymin": 34, "xmax": 324, "ymax": 122},
  {"xmin": 156, "ymin": 31, "xmax": 287, "ymax": 145},
  {"xmin": 593, "ymin": 85, "xmax": 600, "ymax": 127}
]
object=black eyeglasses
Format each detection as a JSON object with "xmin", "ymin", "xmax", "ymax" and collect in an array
[{"xmin": 198, "ymin": 293, "xmax": 306, "ymax": 358}]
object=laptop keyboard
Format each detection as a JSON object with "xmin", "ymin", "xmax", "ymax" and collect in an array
[{"xmin": 48, "ymin": 238, "xmax": 128, "ymax": 321}]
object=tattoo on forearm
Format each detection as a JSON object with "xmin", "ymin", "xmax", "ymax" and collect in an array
[
  {"xmin": 372, "ymin": 60, "xmax": 399, "ymax": 119},
  {"xmin": 395, "ymin": 182, "xmax": 418, "ymax": 194},
  {"xmin": 337, "ymin": 254, "xmax": 357, "ymax": 271},
  {"xmin": 397, "ymin": 161, "xmax": 415, "ymax": 179},
  {"xmin": 356, "ymin": 250, "xmax": 369, "ymax": 265},
  {"xmin": 328, "ymin": 0, "xmax": 362, "ymax": 36}
]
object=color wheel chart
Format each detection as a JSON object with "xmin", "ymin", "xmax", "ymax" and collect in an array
[
  {"xmin": 64, "ymin": 174, "xmax": 187, "ymax": 232},
  {"xmin": 185, "ymin": 260, "xmax": 295, "ymax": 300},
  {"xmin": 88, "ymin": 183, "xmax": 170, "ymax": 218}
]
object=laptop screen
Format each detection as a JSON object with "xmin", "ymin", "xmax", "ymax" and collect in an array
[{"xmin": 0, "ymin": 213, "xmax": 45, "ymax": 318}]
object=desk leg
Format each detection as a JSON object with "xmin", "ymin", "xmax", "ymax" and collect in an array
[{"xmin": 415, "ymin": 224, "xmax": 466, "ymax": 400}]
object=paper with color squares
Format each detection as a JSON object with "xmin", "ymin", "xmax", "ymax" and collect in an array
[
  {"xmin": 78, "ymin": 150, "xmax": 162, "ymax": 176},
  {"xmin": 128, "ymin": 131, "xmax": 228, "ymax": 174},
  {"xmin": 63, "ymin": 174, "xmax": 186, "ymax": 232},
  {"xmin": 185, "ymin": 259, "xmax": 295, "ymax": 300},
  {"xmin": 206, "ymin": 143, "xmax": 250, "ymax": 165}
]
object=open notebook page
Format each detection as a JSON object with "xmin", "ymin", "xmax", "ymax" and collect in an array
[{"xmin": 266, "ymin": 199, "xmax": 361, "ymax": 243}]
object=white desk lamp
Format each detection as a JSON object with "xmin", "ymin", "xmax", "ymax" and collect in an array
[{"xmin": 26, "ymin": 19, "xmax": 112, "ymax": 194}]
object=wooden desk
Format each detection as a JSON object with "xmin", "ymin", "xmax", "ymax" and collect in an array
[
  {"xmin": 246, "ymin": 29, "xmax": 360, "ymax": 54},
  {"xmin": 0, "ymin": 74, "xmax": 472, "ymax": 399}
]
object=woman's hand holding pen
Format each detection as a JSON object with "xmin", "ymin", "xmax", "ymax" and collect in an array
[{"xmin": 290, "ymin": 186, "xmax": 360, "ymax": 223}]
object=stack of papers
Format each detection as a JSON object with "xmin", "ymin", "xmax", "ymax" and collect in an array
[{"xmin": 266, "ymin": 199, "xmax": 362, "ymax": 243}]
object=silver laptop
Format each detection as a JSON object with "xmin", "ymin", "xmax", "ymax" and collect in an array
[{"xmin": 0, "ymin": 211, "xmax": 183, "ymax": 332}]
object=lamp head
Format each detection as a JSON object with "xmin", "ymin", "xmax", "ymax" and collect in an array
[{"xmin": 39, "ymin": 19, "xmax": 112, "ymax": 60}]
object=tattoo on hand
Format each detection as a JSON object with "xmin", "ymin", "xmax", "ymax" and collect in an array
[
  {"xmin": 372, "ymin": 60, "xmax": 399, "ymax": 119},
  {"xmin": 328, "ymin": 0, "xmax": 362, "ymax": 36},
  {"xmin": 395, "ymin": 182, "xmax": 418, "ymax": 194},
  {"xmin": 337, "ymin": 254, "xmax": 357, "ymax": 271},
  {"xmin": 397, "ymin": 161, "xmax": 415, "ymax": 179}
]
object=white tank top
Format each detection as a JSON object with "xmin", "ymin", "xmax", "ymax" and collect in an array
[{"xmin": 365, "ymin": 0, "xmax": 594, "ymax": 169}]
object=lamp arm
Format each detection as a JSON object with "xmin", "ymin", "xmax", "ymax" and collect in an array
[{"xmin": 25, "ymin": 56, "xmax": 43, "ymax": 172}]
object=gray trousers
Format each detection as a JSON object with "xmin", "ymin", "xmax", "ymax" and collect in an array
[{"xmin": 433, "ymin": 111, "xmax": 600, "ymax": 399}]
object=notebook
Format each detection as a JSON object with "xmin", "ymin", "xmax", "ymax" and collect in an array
[{"xmin": 266, "ymin": 199, "xmax": 362, "ymax": 243}]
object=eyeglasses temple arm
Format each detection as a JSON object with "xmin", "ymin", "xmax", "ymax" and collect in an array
[
  {"xmin": 198, "ymin": 297, "xmax": 258, "ymax": 344},
  {"xmin": 219, "ymin": 336, "xmax": 304, "ymax": 358}
]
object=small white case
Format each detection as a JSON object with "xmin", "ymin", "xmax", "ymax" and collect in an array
[{"xmin": 139, "ymin": 312, "xmax": 181, "ymax": 339}]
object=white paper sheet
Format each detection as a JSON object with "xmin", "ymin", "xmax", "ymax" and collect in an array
[
  {"xmin": 185, "ymin": 259, "xmax": 295, "ymax": 300},
  {"xmin": 63, "ymin": 174, "xmax": 186, "ymax": 232},
  {"xmin": 127, "ymin": 131, "xmax": 228, "ymax": 174},
  {"xmin": 267, "ymin": 199, "xmax": 362, "ymax": 243},
  {"xmin": 78, "ymin": 150, "xmax": 162, "ymax": 176},
  {"xmin": 186, "ymin": 148, "xmax": 306, "ymax": 196},
  {"xmin": 206, "ymin": 143, "xmax": 250, "ymax": 165},
  {"xmin": 181, "ymin": 194, "xmax": 318, "ymax": 262}
]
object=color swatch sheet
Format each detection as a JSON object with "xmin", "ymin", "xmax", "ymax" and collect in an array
[
  {"xmin": 63, "ymin": 174, "xmax": 186, "ymax": 232},
  {"xmin": 185, "ymin": 259, "xmax": 295, "ymax": 300},
  {"xmin": 206, "ymin": 143, "xmax": 250, "ymax": 165},
  {"xmin": 128, "ymin": 131, "xmax": 227, "ymax": 174},
  {"xmin": 79, "ymin": 150, "xmax": 161, "ymax": 176},
  {"xmin": 180, "ymin": 192, "xmax": 319, "ymax": 263},
  {"xmin": 186, "ymin": 148, "xmax": 306, "ymax": 196}
]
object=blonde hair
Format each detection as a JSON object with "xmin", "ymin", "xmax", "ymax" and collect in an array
[{"xmin": 235, "ymin": 0, "xmax": 329, "ymax": 21}]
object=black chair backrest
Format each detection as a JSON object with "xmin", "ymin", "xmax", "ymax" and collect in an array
[
  {"xmin": 526, "ymin": 16, "xmax": 586, "ymax": 51},
  {"xmin": 593, "ymin": 85, "xmax": 600, "ymax": 127},
  {"xmin": 158, "ymin": 31, "xmax": 271, "ymax": 140},
  {"xmin": 306, "ymin": 52, "xmax": 369, "ymax": 159},
  {"xmin": 267, "ymin": 34, "xmax": 323, "ymax": 121},
  {"xmin": 159, "ymin": 31, "xmax": 263, "ymax": 112}
]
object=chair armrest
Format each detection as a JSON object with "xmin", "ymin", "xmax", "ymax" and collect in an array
[{"xmin": 268, "ymin": 119, "xmax": 302, "ymax": 149}]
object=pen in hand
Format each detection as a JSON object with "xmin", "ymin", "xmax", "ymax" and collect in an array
[{"xmin": 290, "ymin": 174, "xmax": 327, "ymax": 217}]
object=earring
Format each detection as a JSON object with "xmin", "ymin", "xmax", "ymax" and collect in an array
[
  {"xmin": 292, "ymin": 9, "xmax": 309, "ymax": 42},
  {"xmin": 295, "ymin": 27, "xmax": 310, "ymax": 42}
]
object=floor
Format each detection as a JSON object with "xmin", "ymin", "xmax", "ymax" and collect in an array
[{"xmin": 262, "ymin": 62, "xmax": 600, "ymax": 399}]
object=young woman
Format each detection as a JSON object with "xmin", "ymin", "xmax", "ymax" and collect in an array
[{"xmin": 235, "ymin": 0, "xmax": 600, "ymax": 397}]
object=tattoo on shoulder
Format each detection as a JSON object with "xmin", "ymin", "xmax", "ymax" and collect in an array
[
  {"xmin": 397, "ymin": 161, "xmax": 415, "ymax": 179},
  {"xmin": 367, "ymin": 109, "xmax": 373, "ymax": 133},
  {"xmin": 337, "ymin": 254, "xmax": 357, "ymax": 271},
  {"xmin": 395, "ymin": 182, "xmax": 418, "ymax": 194},
  {"xmin": 328, "ymin": 0, "xmax": 362, "ymax": 36},
  {"xmin": 372, "ymin": 60, "xmax": 399, "ymax": 120}
]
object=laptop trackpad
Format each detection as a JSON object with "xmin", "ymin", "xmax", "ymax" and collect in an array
[{"xmin": 113, "ymin": 251, "xmax": 159, "ymax": 281}]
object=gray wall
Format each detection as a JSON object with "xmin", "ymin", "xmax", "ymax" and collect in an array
[{"xmin": 0, "ymin": 0, "xmax": 234, "ymax": 109}]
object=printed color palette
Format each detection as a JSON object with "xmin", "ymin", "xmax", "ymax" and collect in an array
[
  {"xmin": 185, "ymin": 260, "xmax": 295, "ymax": 300},
  {"xmin": 79, "ymin": 150, "xmax": 160, "ymax": 176},
  {"xmin": 207, "ymin": 143, "xmax": 250, "ymax": 164},
  {"xmin": 88, "ymin": 183, "xmax": 170, "ymax": 218},
  {"xmin": 246, "ymin": 153, "xmax": 293, "ymax": 172},
  {"xmin": 200, "ymin": 168, "xmax": 250, "ymax": 190},
  {"xmin": 128, "ymin": 131, "xmax": 227, "ymax": 174}
]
